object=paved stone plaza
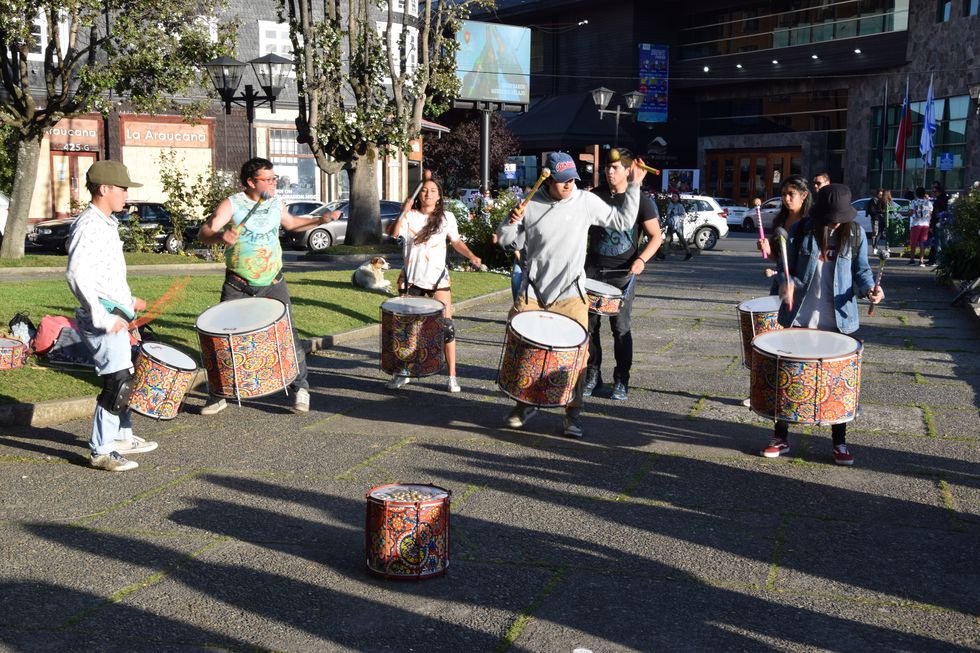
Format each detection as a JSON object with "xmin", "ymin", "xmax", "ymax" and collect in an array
[{"xmin": 1, "ymin": 242, "xmax": 978, "ymax": 652}]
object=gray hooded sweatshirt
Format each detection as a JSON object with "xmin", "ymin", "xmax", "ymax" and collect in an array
[{"xmin": 497, "ymin": 184, "xmax": 640, "ymax": 306}]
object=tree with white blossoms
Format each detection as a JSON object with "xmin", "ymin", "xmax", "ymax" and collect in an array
[
  {"xmin": 280, "ymin": 0, "xmax": 491, "ymax": 245},
  {"xmin": 0, "ymin": 0, "xmax": 234, "ymax": 258}
]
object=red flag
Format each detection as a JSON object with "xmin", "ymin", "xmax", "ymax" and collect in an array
[{"xmin": 895, "ymin": 77, "xmax": 911, "ymax": 172}]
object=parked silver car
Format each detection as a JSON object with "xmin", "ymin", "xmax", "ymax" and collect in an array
[{"xmin": 280, "ymin": 200, "xmax": 403, "ymax": 252}]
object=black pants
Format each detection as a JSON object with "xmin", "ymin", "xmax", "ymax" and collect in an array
[
  {"xmin": 586, "ymin": 274, "xmax": 636, "ymax": 385},
  {"xmin": 220, "ymin": 273, "xmax": 309, "ymax": 390},
  {"xmin": 661, "ymin": 220, "xmax": 690, "ymax": 255}
]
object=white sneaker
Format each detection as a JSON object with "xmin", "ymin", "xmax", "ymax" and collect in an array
[
  {"xmin": 200, "ymin": 398, "xmax": 227, "ymax": 415},
  {"xmin": 448, "ymin": 377, "xmax": 461, "ymax": 393},
  {"xmin": 114, "ymin": 435, "xmax": 158, "ymax": 454},
  {"xmin": 387, "ymin": 375, "xmax": 411, "ymax": 389},
  {"xmin": 90, "ymin": 451, "xmax": 138, "ymax": 472},
  {"xmin": 292, "ymin": 388, "xmax": 310, "ymax": 413}
]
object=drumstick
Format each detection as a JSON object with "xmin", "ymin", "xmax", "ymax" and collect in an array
[
  {"xmin": 868, "ymin": 247, "xmax": 889, "ymax": 316},
  {"xmin": 774, "ymin": 227, "xmax": 793, "ymax": 311},
  {"xmin": 754, "ymin": 198, "xmax": 766, "ymax": 258},
  {"xmin": 608, "ymin": 148, "xmax": 661, "ymax": 175},
  {"xmin": 517, "ymin": 169, "xmax": 551, "ymax": 212},
  {"xmin": 129, "ymin": 276, "xmax": 191, "ymax": 329}
]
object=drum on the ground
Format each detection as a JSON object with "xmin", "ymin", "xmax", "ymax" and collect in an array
[
  {"xmin": 380, "ymin": 297, "xmax": 446, "ymax": 378},
  {"xmin": 750, "ymin": 329, "xmax": 862, "ymax": 425},
  {"xmin": 585, "ymin": 279, "xmax": 624, "ymax": 316},
  {"xmin": 736, "ymin": 295, "xmax": 783, "ymax": 368},
  {"xmin": 196, "ymin": 297, "xmax": 298, "ymax": 401},
  {"xmin": 0, "ymin": 337, "xmax": 28, "ymax": 370},
  {"xmin": 497, "ymin": 310, "xmax": 588, "ymax": 407},
  {"xmin": 129, "ymin": 342, "xmax": 197, "ymax": 420},
  {"xmin": 365, "ymin": 483, "xmax": 451, "ymax": 579}
]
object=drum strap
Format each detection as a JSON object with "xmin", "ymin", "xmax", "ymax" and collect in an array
[
  {"xmin": 224, "ymin": 270, "xmax": 283, "ymax": 296},
  {"xmin": 523, "ymin": 273, "xmax": 584, "ymax": 309}
]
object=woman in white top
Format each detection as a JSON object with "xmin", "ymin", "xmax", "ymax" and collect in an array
[{"xmin": 387, "ymin": 179, "xmax": 482, "ymax": 393}]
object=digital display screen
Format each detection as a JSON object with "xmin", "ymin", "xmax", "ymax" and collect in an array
[{"xmin": 455, "ymin": 21, "xmax": 530, "ymax": 104}]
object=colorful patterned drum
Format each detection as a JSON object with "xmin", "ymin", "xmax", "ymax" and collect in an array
[
  {"xmin": 365, "ymin": 483, "xmax": 451, "ymax": 580},
  {"xmin": 0, "ymin": 337, "xmax": 28, "ymax": 370},
  {"xmin": 196, "ymin": 297, "xmax": 298, "ymax": 401},
  {"xmin": 498, "ymin": 311, "xmax": 589, "ymax": 407},
  {"xmin": 380, "ymin": 297, "xmax": 446, "ymax": 378},
  {"xmin": 736, "ymin": 295, "xmax": 784, "ymax": 368},
  {"xmin": 129, "ymin": 342, "xmax": 197, "ymax": 420},
  {"xmin": 585, "ymin": 279, "xmax": 624, "ymax": 316},
  {"xmin": 750, "ymin": 329, "xmax": 862, "ymax": 425}
]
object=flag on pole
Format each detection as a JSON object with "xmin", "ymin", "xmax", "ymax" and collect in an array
[
  {"xmin": 895, "ymin": 76, "xmax": 912, "ymax": 172},
  {"xmin": 919, "ymin": 74, "xmax": 937, "ymax": 166}
]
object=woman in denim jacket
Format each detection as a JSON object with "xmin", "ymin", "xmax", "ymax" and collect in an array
[{"xmin": 761, "ymin": 184, "xmax": 884, "ymax": 466}]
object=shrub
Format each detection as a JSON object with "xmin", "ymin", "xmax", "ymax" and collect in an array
[
  {"xmin": 158, "ymin": 149, "xmax": 239, "ymax": 254},
  {"xmin": 453, "ymin": 187, "xmax": 523, "ymax": 270},
  {"xmin": 937, "ymin": 187, "xmax": 980, "ymax": 282}
]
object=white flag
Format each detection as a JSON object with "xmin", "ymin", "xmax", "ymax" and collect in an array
[{"xmin": 919, "ymin": 74, "xmax": 936, "ymax": 166}]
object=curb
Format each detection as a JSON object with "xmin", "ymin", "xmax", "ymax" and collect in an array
[
  {"xmin": 0, "ymin": 263, "xmax": 226, "ymax": 280},
  {"xmin": 1, "ymin": 288, "xmax": 511, "ymax": 428}
]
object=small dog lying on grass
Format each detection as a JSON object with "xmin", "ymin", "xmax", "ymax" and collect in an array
[{"xmin": 352, "ymin": 256, "xmax": 393, "ymax": 294}]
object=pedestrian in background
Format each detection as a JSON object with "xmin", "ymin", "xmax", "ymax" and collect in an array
[
  {"xmin": 908, "ymin": 186, "xmax": 933, "ymax": 267},
  {"xmin": 659, "ymin": 192, "xmax": 694, "ymax": 261},
  {"xmin": 926, "ymin": 182, "xmax": 949, "ymax": 266}
]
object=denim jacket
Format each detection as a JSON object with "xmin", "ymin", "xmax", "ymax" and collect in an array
[{"xmin": 777, "ymin": 220, "xmax": 875, "ymax": 334}]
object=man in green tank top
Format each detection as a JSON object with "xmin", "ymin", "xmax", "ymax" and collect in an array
[{"xmin": 198, "ymin": 158, "xmax": 340, "ymax": 414}]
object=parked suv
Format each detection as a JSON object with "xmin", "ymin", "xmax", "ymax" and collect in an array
[
  {"xmin": 673, "ymin": 194, "xmax": 730, "ymax": 250},
  {"xmin": 115, "ymin": 202, "xmax": 197, "ymax": 253}
]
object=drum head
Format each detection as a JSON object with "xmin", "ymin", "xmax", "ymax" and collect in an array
[
  {"xmin": 369, "ymin": 483, "xmax": 450, "ymax": 501},
  {"xmin": 510, "ymin": 311, "xmax": 587, "ymax": 348},
  {"xmin": 381, "ymin": 297, "xmax": 445, "ymax": 315},
  {"xmin": 141, "ymin": 342, "xmax": 197, "ymax": 371},
  {"xmin": 753, "ymin": 329, "xmax": 860, "ymax": 359},
  {"xmin": 196, "ymin": 297, "xmax": 286, "ymax": 334},
  {"xmin": 0, "ymin": 337, "xmax": 23, "ymax": 348},
  {"xmin": 737, "ymin": 295, "xmax": 782, "ymax": 313},
  {"xmin": 585, "ymin": 278, "xmax": 622, "ymax": 297}
]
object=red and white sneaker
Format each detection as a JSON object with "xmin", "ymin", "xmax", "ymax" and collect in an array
[
  {"xmin": 761, "ymin": 438, "xmax": 790, "ymax": 458},
  {"xmin": 833, "ymin": 444, "xmax": 854, "ymax": 466}
]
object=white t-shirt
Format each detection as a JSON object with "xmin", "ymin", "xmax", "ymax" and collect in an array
[
  {"xmin": 793, "ymin": 248, "xmax": 837, "ymax": 331},
  {"xmin": 398, "ymin": 209, "xmax": 460, "ymax": 290}
]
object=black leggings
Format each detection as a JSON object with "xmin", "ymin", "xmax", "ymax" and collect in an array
[{"xmin": 775, "ymin": 420, "xmax": 846, "ymax": 446}]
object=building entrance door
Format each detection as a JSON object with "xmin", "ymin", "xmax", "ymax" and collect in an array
[
  {"xmin": 51, "ymin": 152, "xmax": 97, "ymax": 218},
  {"xmin": 704, "ymin": 150, "xmax": 801, "ymax": 206}
]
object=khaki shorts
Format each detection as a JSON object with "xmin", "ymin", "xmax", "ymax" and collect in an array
[{"xmin": 510, "ymin": 295, "xmax": 589, "ymax": 330}]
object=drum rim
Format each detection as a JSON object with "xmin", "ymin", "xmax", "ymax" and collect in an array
[
  {"xmin": 366, "ymin": 482, "xmax": 451, "ymax": 502},
  {"xmin": 196, "ymin": 297, "xmax": 287, "ymax": 336},
  {"xmin": 381, "ymin": 296, "xmax": 445, "ymax": 312},
  {"xmin": 508, "ymin": 310, "xmax": 588, "ymax": 349},
  {"xmin": 139, "ymin": 342, "xmax": 198, "ymax": 372},
  {"xmin": 751, "ymin": 328, "xmax": 863, "ymax": 362},
  {"xmin": 736, "ymin": 295, "xmax": 783, "ymax": 312},
  {"xmin": 584, "ymin": 279, "xmax": 623, "ymax": 297},
  {"xmin": 0, "ymin": 337, "xmax": 25, "ymax": 347},
  {"xmin": 380, "ymin": 306, "xmax": 445, "ymax": 318}
]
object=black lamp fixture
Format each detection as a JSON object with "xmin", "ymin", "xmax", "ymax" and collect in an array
[
  {"xmin": 205, "ymin": 53, "xmax": 293, "ymax": 158},
  {"xmin": 591, "ymin": 86, "xmax": 644, "ymax": 147}
]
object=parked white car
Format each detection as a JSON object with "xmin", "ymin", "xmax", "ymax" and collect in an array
[
  {"xmin": 674, "ymin": 194, "xmax": 730, "ymax": 250},
  {"xmin": 850, "ymin": 197, "xmax": 912, "ymax": 235},
  {"xmin": 714, "ymin": 197, "xmax": 753, "ymax": 230}
]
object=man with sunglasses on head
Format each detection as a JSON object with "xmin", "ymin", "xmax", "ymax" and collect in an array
[
  {"xmin": 496, "ymin": 151, "xmax": 648, "ymax": 438},
  {"xmin": 198, "ymin": 157, "xmax": 341, "ymax": 414}
]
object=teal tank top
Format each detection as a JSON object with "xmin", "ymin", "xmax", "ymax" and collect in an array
[{"xmin": 224, "ymin": 192, "xmax": 283, "ymax": 286}]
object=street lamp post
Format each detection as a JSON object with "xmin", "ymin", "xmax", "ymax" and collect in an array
[
  {"xmin": 590, "ymin": 87, "xmax": 644, "ymax": 147},
  {"xmin": 205, "ymin": 53, "xmax": 293, "ymax": 159}
]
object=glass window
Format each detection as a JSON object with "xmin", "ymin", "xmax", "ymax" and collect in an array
[
  {"xmin": 967, "ymin": 0, "xmax": 979, "ymax": 16},
  {"xmin": 949, "ymin": 95, "xmax": 969, "ymax": 120},
  {"xmin": 937, "ymin": 0, "xmax": 952, "ymax": 21}
]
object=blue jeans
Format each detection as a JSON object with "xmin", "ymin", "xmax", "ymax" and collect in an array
[{"xmin": 77, "ymin": 321, "xmax": 136, "ymax": 455}]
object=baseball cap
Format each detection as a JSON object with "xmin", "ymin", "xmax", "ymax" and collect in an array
[
  {"xmin": 87, "ymin": 160, "xmax": 143, "ymax": 188},
  {"xmin": 545, "ymin": 152, "xmax": 580, "ymax": 183}
]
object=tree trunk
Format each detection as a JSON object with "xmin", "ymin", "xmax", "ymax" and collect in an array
[
  {"xmin": 0, "ymin": 137, "xmax": 42, "ymax": 260},
  {"xmin": 346, "ymin": 144, "xmax": 382, "ymax": 246}
]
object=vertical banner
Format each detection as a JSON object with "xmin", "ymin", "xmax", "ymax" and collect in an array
[{"xmin": 638, "ymin": 44, "xmax": 669, "ymax": 123}]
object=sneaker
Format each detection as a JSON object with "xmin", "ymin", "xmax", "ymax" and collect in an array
[
  {"xmin": 582, "ymin": 368, "xmax": 601, "ymax": 398},
  {"xmin": 562, "ymin": 415, "xmax": 584, "ymax": 438},
  {"xmin": 833, "ymin": 444, "xmax": 855, "ymax": 466},
  {"xmin": 448, "ymin": 377, "xmax": 461, "ymax": 393},
  {"xmin": 292, "ymin": 388, "xmax": 310, "ymax": 413},
  {"xmin": 386, "ymin": 375, "xmax": 411, "ymax": 389},
  {"xmin": 761, "ymin": 438, "xmax": 790, "ymax": 458},
  {"xmin": 610, "ymin": 382, "xmax": 629, "ymax": 401},
  {"xmin": 113, "ymin": 435, "xmax": 158, "ymax": 454},
  {"xmin": 200, "ymin": 398, "xmax": 227, "ymax": 415},
  {"xmin": 90, "ymin": 451, "xmax": 138, "ymax": 472},
  {"xmin": 919, "ymin": 262, "xmax": 926, "ymax": 267},
  {"xmin": 505, "ymin": 405, "xmax": 538, "ymax": 429}
]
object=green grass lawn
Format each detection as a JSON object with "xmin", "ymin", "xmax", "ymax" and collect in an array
[
  {"xmin": 0, "ymin": 269, "xmax": 508, "ymax": 404},
  {"xmin": 0, "ymin": 252, "xmax": 214, "ymax": 268}
]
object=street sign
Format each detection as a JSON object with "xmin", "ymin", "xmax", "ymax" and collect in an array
[{"xmin": 939, "ymin": 152, "xmax": 954, "ymax": 171}]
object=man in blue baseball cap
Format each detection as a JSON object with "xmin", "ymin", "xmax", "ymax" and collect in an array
[{"xmin": 497, "ymin": 151, "xmax": 650, "ymax": 438}]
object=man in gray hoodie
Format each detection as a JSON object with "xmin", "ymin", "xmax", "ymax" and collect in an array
[{"xmin": 496, "ymin": 151, "xmax": 649, "ymax": 437}]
